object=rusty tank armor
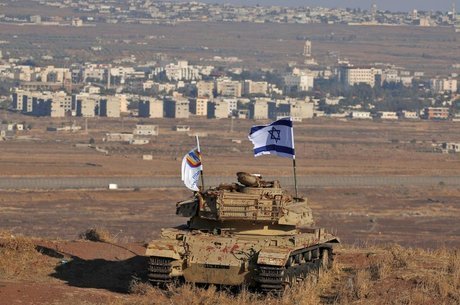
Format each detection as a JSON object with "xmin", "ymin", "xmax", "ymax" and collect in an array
[{"xmin": 145, "ymin": 172, "xmax": 339, "ymax": 293}]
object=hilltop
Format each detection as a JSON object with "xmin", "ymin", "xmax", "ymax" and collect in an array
[{"xmin": 0, "ymin": 231, "xmax": 458, "ymax": 305}]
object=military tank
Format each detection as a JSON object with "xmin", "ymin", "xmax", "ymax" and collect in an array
[{"xmin": 145, "ymin": 172, "xmax": 339, "ymax": 293}]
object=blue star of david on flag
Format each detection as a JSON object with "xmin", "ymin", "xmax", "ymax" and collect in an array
[
  {"xmin": 268, "ymin": 127, "xmax": 281, "ymax": 143},
  {"xmin": 248, "ymin": 117, "xmax": 295, "ymax": 159}
]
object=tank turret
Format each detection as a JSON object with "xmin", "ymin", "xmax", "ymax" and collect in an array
[
  {"xmin": 146, "ymin": 172, "xmax": 339, "ymax": 293},
  {"xmin": 176, "ymin": 172, "xmax": 314, "ymax": 234}
]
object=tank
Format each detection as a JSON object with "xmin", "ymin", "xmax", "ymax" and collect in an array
[{"xmin": 145, "ymin": 172, "xmax": 339, "ymax": 293}]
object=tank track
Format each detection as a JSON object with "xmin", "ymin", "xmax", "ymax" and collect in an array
[
  {"xmin": 147, "ymin": 256, "xmax": 173, "ymax": 285},
  {"xmin": 257, "ymin": 246, "xmax": 333, "ymax": 294}
]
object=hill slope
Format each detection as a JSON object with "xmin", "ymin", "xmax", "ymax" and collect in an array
[{"xmin": 0, "ymin": 232, "xmax": 458, "ymax": 305}]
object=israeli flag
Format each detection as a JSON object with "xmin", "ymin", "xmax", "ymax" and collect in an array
[{"xmin": 248, "ymin": 117, "xmax": 295, "ymax": 159}]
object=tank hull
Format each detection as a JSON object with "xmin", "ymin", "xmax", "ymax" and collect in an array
[
  {"xmin": 146, "ymin": 173, "xmax": 340, "ymax": 293},
  {"xmin": 146, "ymin": 227, "xmax": 338, "ymax": 290}
]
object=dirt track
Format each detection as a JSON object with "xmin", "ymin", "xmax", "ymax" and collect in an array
[{"xmin": 0, "ymin": 175, "xmax": 459, "ymax": 189}]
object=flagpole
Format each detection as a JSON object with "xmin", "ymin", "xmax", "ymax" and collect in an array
[
  {"xmin": 293, "ymin": 157, "xmax": 298, "ymax": 198},
  {"xmin": 195, "ymin": 135, "xmax": 205, "ymax": 191},
  {"xmin": 290, "ymin": 117, "xmax": 298, "ymax": 198}
]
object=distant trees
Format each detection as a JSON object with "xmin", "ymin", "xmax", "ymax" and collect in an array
[
  {"xmin": 313, "ymin": 78, "xmax": 436, "ymax": 114},
  {"xmin": 0, "ymin": 100, "xmax": 10, "ymax": 109}
]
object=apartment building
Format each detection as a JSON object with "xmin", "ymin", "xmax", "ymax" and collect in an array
[
  {"xmin": 216, "ymin": 78, "xmax": 242, "ymax": 97},
  {"xmin": 430, "ymin": 78, "xmax": 458, "ymax": 93},
  {"xmin": 270, "ymin": 99, "xmax": 314, "ymax": 120},
  {"xmin": 83, "ymin": 64, "xmax": 110, "ymax": 82},
  {"xmin": 243, "ymin": 80, "xmax": 268, "ymax": 96},
  {"xmin": 249, "ymin": 98, "xmax": 269, "ymax": 119},
  {"xmin": 207, "ymin": 99, "xmax": 228, "ymax": 119},
  {"xmin": 290, "ymin": 100, "xmax": 314, "ymax": 120},
  {"xmin": 12, "ymin": 89, "xmax": 27, "ymax": 111},
  {"xmin": 164, "ymin": 61, "xmax": 201, "ymax": 81},
  {"xmin": 76, "ymin": 97, "xmax": 96, "ymax": 117},
  {"xmin": 196, "ymin": 81, "xmax": 214, "ymax": 98},
  {"xmin": 74, "ymin": 93, "xmax": 121, "ymax": 118},
  {"xmin": 98, "ymin": 96, "xmax": 121, "ymax": 118},
  {"xmin": 340, "ymin": 66, "xmax": 377, "ymax": 87},
  {"xmin": 138, "ymin": 98, "xmax": 164, "ymax": 118},
  {"xmin": 283, "ymin": 74, "xmax": 314, "ymax": 93},
  {"xmin": 13, "ymin": 90, "xmax": 70, "ymax": 117},
  {"xmin": 189, "ymin": 97, "xmax": 208, "ymax": 116},
  {"xmin": 424, "ymin": 107, "xmax": 450, "ymax": 120},
  {"xmin": 164, "ymin": 96, "xmax": 190, "ymax": 118},
  {"xmin": 50, "ymin": 91, "xmax": 72, "ymax": 117}
]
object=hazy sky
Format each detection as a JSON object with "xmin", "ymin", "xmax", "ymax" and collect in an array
[{"xmin": 198, "ymin": 1, "xmax": 458, "ymax": 12}]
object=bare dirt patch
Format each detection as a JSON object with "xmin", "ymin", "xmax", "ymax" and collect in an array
[
  {"xmin": 1, "ymin": 234, "xmax": 458, "ymax": 305},
  {"xmin": 2, "ymin": 112, "xmax": 460, "ymax": 177}
]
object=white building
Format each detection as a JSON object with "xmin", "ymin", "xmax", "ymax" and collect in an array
[
  {"xmin": 379, "ymin": 111, "xmax": 398, "ymax": 120},
  {"xmin": 138, "ymin": 98, "xmax": 163, "ymax": 118},
  {"xmin": 101, "ymin": 96, "xmax": 121, "ymax": 118},
  {"xmin": 116, "ymin": 94, "xmax": 128, "ymax": 113},
  {"xmin": 289, "ymin": 100, "xmax": 314, "ymax": 120},
  {"xmin": 164, "ymin": 61, "xmax": 201, "ymax": 81},
  {"xmin": 79, "ymin": 98, "xmax": 96, "ymax": 117},
  {"xmin": 243, "ymin": 80, "xmax": 268, "ymax": 96},
  {"xmin": 134, "ymin": 124, "xmax": 159, "ymax": 136},
  {"xmin": 216, "ymin": 78, "xmax": 242, "ymax": 97},
  {"xmin": 351, "ymin": 111, "xmax": 372, "ymax": 119},
  {"xmin": 190, "ymin": 97, "xmax": 208, "ymax": 116},
  {"xmin": 430, "ymin": 78, "xmax": 458, "ymax": 93},
  {"xmin": 208, "ymin": 97, "xmax": 237, "ymax": 119},
  {"xmin": 164, "ymin": 96, "xmax": 189, "ymax": 118},
  {"xmin": 50, "ymin": 91, "xmax": 72, "ymax": 117},
  {"xmin": 273, "ymin": 99, "xmax": 314, "ymax": 120},
  {"xmin": 83, "ymin": 64, "xmax": 109, "ymax": 82},
  {"xmin": 196, "ymin": 81, "xmax": 214, "ymax": 98},
  {"xmin": 341, "ymin": 66, "xmax": 377, "ymax": 87},
  {"xmin": 401, "ymin": 111, "xmax": 419, "ymax": 119},
  {"xmin": 249, "ymin": 99, "xmax": 269, "ymax": 119},
  {"xmin": 283, "ymin": 71, "xmax": 314, "ymax": 93}
]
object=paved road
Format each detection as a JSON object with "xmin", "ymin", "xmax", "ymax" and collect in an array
[{"xmin": 0, "ymin": 175, "xmax": 459, "ymax": 190}]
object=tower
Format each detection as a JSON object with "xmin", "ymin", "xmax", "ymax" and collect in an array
[
  {"xmin": 302, "ymin": 40, "xmax": 317, "ymax": 65},
  {"xmin": 303, "ymin": 40, "xmax": 312, "ymax": 58},
  {"xmin": 453, "ymin": 2, "xmax": 457, "ymax": 21},
  {"xmin": 371, "ymin": 3, "xmax": 377, "ymax": 20}
]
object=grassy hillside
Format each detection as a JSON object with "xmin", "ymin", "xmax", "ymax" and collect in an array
[{"xmin": 0, "ymin": 231, "xmax": 458, "ymax": 304}]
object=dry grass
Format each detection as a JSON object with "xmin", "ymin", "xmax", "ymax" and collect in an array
[
  {"xmin": 124, "ymin": 270, "xmax": 337, "ymax": 305},
  {"xmin": 41, "ymin": 245, "xmax": 460, "ymax": 305},
  {"xmin": 36, "ymin": 244, "xmax": 460, "ymax": 305},
  {"xmin": 1, "ymin": 235, "xmax": 459, "ymax": 304},
  {"xmin": 0, "ymin": 231, "xmax": 52, "ymax": 279},
  {"xmin": 79, "ymin": 228, "xmax": 116, "ymax": 243}
]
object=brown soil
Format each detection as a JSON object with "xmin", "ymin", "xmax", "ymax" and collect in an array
[
  {"xmin": 0, "ymin": 236, "xmax": 458, "ymax": 305},
  {"xmin": 0, "ymin": 186, "xmax": 459, "ymax": 249},
  {"xmin": 1, "ymin": 111, "xmax": 460, "ymax": 177}
]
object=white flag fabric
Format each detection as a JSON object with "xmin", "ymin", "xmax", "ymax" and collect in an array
[
  {"xmin": 248, "ymin": 117, "xmax": 295, "ymax": 159},
  {"xmin": 181, "ymin": 147, "xmax": 202, "ymax": 191}
]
